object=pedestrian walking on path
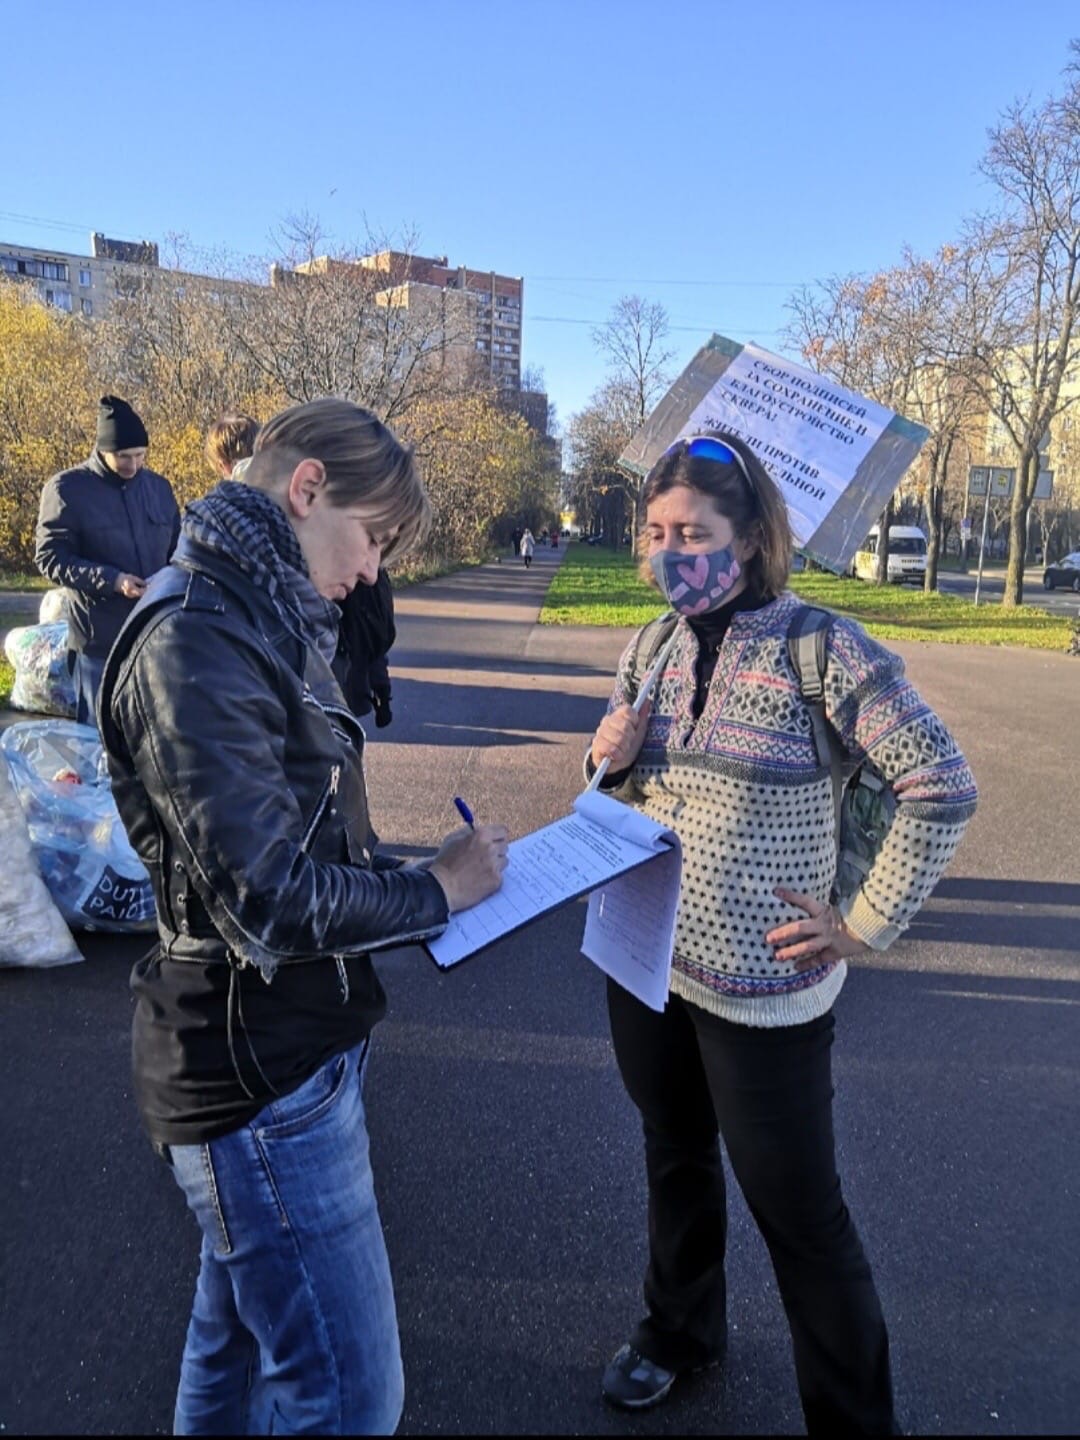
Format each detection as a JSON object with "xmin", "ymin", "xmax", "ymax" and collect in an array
[
  {"xmin": 99, "ymin": 398, "xmax": 509, "ymax": 1436},
  {"xmin": 587, "ymin": 431, "xmax": 978, "ymax": 1434},
  {"xmin": 520, "ymin": 527, "xmax": 535, "ymax": 568}
]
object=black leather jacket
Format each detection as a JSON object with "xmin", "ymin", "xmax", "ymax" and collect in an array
[{"xmin": 99, "ymin": 537, "xmax": 449, "ymax": 977}]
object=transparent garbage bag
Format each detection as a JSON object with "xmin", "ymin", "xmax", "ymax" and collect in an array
[
  {"xmin": 3, "ymin": 622, "xmax": 77, "ymax": 718},
  {"xmin": 0, "ymin": 737, "xmax": 82, "ymax": 967},
  {"xmin": 0, "ymin": 720, "xmax": 155, "ymax": 932}
]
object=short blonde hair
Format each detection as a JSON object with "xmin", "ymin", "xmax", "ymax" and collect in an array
[
  {"xmin": 247, "ymin": 398, "xmax": 430, "ymax": 565},
  {"xmin": 206, "ymin": 413, "xmax": 260, "ymax": 473}
]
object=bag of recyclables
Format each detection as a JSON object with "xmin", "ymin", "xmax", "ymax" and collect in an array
[
  {"xmin": 3, "ymin": 622, "xmax": 77, "ymax": 717},
  {"xmin": 38, "ymin": 587, "xmax": 71, "ymax": 624},
  {"xmin": 0, "ymin": 720, "xmax": 155, "ymax": 932},
  {"xmin": 0, "ymin": 735, "xmax": 82, "ymax": 967}
]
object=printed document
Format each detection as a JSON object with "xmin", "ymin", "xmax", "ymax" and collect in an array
[{"xmin": 426, "ymin": 790, "xmax": 681, "ymax": 1011}]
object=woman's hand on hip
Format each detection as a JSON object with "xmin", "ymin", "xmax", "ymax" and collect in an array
[
  {"xmin": 590, "ymin": 701, "xmax": 651, "ymax": 774},
  {"xmin": 766, "ymin": 887, "xmax": 869, "ymax": 971}
]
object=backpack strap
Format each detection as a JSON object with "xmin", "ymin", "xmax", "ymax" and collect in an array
[
  {"xmin": 787, "ymin": 605, "xmax": 843, "ymax": 828},
  {"xmin": 629, "ymin": 610, "xmax": 678, "ymax": 702}
]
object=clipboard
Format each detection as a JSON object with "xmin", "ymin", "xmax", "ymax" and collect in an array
[{"xmin": 425, "ymin": 789, "xmax": 681, "ymax": 1012}]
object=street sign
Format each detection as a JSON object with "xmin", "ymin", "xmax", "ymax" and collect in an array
[
  {"xmin": 968, "ymin": 466, "xmax": 1015, "ymax": 499},
  {"xmin": 960, "ymin": 516, "xmax": 973, "ymax": 540}
]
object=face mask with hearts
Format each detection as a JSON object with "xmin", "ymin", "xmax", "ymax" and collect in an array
[{"xmin": 649, "ymin": 546, "xmax": 743, "ymax": 617}]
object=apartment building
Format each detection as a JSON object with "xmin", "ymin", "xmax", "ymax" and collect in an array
[
  {"xmin": 0, "ymin": 232, "xmax": 160, "ymax": 318},
  {"xmin": 355, "ymin": 251, "xmax": 524, "ymax": 388},
  {"xmin": 4, "ymin": 230, "xmax": 528, "ymax": 394}
]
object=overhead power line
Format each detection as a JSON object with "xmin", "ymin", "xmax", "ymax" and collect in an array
[
  {"xmin": 529, "ymin": 274, "xmax": 803, "ymax": 289},
  {"xmin": 527, "ymin": 313, "xmax": 786, "ymax": 336},
  {"xmin": 0, "ymin": 209, "xmax": 94, "ymax": 236}
]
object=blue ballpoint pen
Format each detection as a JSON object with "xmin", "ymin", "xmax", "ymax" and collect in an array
[{"xmin": 453, "ymin": 796, "xmax": 476, "ymax": 829}]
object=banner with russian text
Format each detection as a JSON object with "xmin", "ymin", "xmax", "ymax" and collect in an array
[{"xmin": 618, "ymin": 334, "xmax": 929, "ymax": 573}]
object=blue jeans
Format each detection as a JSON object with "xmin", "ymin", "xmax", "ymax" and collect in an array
[
  {"xmin": 71, "ymin": 651, "xmax": 105, "ymax": 727},
  {"xmin": 165, "ymin": 1044, "xmax": 403, "ymax": 1435}
]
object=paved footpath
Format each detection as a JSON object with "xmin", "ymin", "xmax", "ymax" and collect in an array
[{"xmin": 2, "ymin": 545, "xmax": 1078, "ymax": 1435}]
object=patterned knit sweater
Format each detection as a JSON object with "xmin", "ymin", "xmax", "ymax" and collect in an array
[{"xmin": 597, "ymin": 591, "xmax": 978, "ymax": 1028}]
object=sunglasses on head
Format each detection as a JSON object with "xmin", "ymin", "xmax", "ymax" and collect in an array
[{"xmin": 663, "ymin": 435, "xmax": 758, "ymax": 504}]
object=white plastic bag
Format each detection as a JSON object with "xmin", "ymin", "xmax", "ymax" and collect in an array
[
  {"xmin": 0, "ymin": 720, "xmax": 155, "ymax": 932},
  {"xmin": 0, "ymin": 739, "xmax": 82, "ymax": 967},
  {"xmin": 3, "ymin": 622, "xmax": 77, "ymax": 717},
  {"xmin": 38, "ymin": 588, "xmax": 71, "ymax": 624}
]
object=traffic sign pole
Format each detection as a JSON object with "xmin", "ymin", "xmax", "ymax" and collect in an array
[{"xmin": 973, "ymin": 476, "xmax": 993, "ymax": 607}]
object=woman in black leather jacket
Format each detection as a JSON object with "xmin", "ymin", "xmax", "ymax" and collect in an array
[{"xmin": 100, "ymin": 398, "xmax": 508, "ymax": 1436}]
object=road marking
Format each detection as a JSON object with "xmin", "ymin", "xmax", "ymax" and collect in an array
[{"xmin": 929, "ymin": 989, "xmax": 1080, "ymax": 1007}]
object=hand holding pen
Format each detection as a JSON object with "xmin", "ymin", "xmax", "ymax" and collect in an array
[{"xmin": 427, "ymin": 796, "xmax": 509, "ymax": 913}]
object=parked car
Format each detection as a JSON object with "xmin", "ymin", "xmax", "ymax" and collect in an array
[
  {"xmin": 1042, "ymin": 551, "xmax": 1080, "ymax": 592},
  {"xmin": 851, "ymin": 525, "xmax": 928, "ymax": 584}
]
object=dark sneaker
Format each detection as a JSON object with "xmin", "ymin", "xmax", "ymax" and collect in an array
[{"xmin": 601, "ymin": 1344, "xmax": 678, "ymax": 1410}]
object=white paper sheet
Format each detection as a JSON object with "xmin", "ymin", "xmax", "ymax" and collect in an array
[{"xmin": 426, "ymin": 791, "xmax": 680, "ymax": 1009}]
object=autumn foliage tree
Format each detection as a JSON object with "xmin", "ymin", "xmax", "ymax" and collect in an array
[
  {"xmin": 399, "ymin": 391, "xmax": 560, "ymax": 561},
  {"xmin": 0, "ymin": 224, "xmax": 548, "ymax": 575},
  {"xmin": 0, "ymin": 280, "xmax": 96, "ymax": 567}
]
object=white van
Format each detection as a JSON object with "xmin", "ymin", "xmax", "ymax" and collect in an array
[{"xmin": 852, "ymin": 525, "xmax": 928, "ymax": 584}]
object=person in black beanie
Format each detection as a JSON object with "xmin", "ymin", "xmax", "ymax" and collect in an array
[
  {"xmin": 332, "ymin": 567, "xmax": 396, "ymax": 727},
  {"xmin": 35, "ymin": 395, "xmax": 180, "ymax": 726}
]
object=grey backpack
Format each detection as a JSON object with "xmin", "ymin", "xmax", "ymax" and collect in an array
[
  {"xmin": 785, "ymin": 605, "xmax": 895, "ymax": 903},
  {"xmin": 631, "ymin": 604, "xmax": 895, "ymax": 904}
]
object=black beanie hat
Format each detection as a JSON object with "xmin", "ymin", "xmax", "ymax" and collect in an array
[{"xmin": 96, "ymin": 395, "xmax": 149, "ymax": 453}]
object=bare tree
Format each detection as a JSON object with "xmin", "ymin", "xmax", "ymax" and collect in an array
[
  {"xmin": 786, "ymin": 272, "xmax": 908, "ymax": 582},
  {"xmin": 884, "ymin": 246, "xmax": 989, "ymax": 591},
  {"xmin": 224, "ymin": 219, "xmax": 479, "ymax": 423},
  {"xmin": 92, "ymin": 232, "xmax": 264, "ymax": 428},
  {"xmin": 588, "ymin": 296, "xmax": 674, "ymax": 545},
  {"xmin": 974, "ymin": 55, "xmax": 1080, "ymax": 605},
  {"xmin": 593, "ymin": 294, "xmax": 674, "ymax": 430},
  {"xmin": 566, "ymin": 378, "xmax": 640, "ymax": 547}
]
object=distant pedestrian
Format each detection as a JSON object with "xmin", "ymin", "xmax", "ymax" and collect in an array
[
  {"xmin": 35, "ymin": 395, "xmax": 180, "ymax": 726},
  {"xmin": 205, "ymin": 413, "xmax": 260, "ymax": 481},
  {"xmin": 520, "ymin": 528, "xmax": 535, "ymax": 568},
  {"xmin": 511, "ymin": 526, "xmax": 523, "ymax": 559}
]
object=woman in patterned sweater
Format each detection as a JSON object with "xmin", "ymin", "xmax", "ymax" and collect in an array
[{"xmin": 588, "ymin": 432, "xmax": 977, "ymax": 1434}]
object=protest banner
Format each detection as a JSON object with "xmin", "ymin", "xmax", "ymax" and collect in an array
[{"xmin": 618, "ymin": 334, "xmax": 930, "ymax": 572}]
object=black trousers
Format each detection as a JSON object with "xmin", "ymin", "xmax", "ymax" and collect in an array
[{"xmin": 607, "ymin": 981, "xmax": 897, "ymax": 1436}]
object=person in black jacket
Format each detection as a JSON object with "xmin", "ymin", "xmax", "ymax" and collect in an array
[
  {"xmin": 35, "ymin": 395, "xmax": 180, "ymax": 725},
  {"xmin": 333, "ymin": 566, "xmax": 396, "ymax": 727},
  {"xmin": 99, "ymin": 398, "xmax": 509, "ymax": 1436}
]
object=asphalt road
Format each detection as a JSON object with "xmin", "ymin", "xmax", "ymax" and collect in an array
[
  {"xmin": 2, "ymin": 546, "xmax": 1078, "ymax": 1436},
  {"xmin": 935, "ymin": 568, "xmax": 1080, "ymax": 618}
]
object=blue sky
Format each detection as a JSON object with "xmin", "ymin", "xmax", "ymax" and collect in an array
[{"xmin": 1, "ymin": 0, "xmax": 1076, "ymax": 433}]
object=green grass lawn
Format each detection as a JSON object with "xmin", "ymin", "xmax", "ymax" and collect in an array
[
  {"xmin": 540, "ymin": 545, "xmax": 1075, "ymax": 650},
  {"xmin": 0, "ymin": 571, "xmax": 49, "ymax": 591}
]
